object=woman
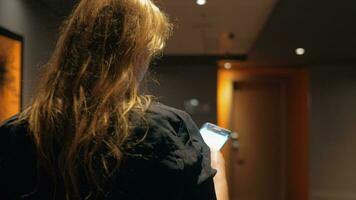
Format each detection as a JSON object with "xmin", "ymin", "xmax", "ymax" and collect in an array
[{"xmin": 0, "ymin": 0, "xmax": 228, "ymax": 199}]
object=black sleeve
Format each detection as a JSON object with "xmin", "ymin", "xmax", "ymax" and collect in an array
[
  {"xmin": 188, "ymin": 178, "xmax": 217, "ymax": 199},
  {"xmin": 131, "ymin": 104, "xmax": 218, "ymax": 199},
  {"xmin": 178, "ymin": 112, "xmax": 217, "ymax": 200}
]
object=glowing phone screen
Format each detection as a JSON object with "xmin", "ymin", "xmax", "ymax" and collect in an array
[{"xmin": 200, "ymin": 123, "xmax": 231, "ymax": 150}]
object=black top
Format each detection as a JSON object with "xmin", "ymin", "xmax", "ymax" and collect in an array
[{"xmin": 0, "ymin": 103, "xmax": 217, "ymax": 199}]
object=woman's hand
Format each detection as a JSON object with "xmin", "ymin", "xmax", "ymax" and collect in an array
[{"xmin": 210, "ymin": 149, "xmax": 229, "ymax": 200}]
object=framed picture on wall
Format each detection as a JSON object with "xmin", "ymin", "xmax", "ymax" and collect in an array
[{"xmin": 0, "ymin": 27, "xmax": 23, "ymax": 123}]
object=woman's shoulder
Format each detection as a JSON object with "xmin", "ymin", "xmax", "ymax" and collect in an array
[
  {"xmin": 147, "ymin": 102, "xmax": 203, "ymax": 141},
  {"xmin": 0, "ymin": 115, "xmax": 28, "ymax": 143},
  {"xmin": 0, "ymin": 115, "xmax": 21, "ymax": 128},
  {"xmin": 147, "ymin": 102, "xmax": 192, "ymax": 122},
  {"xmin": 144, "ymin": 102, "xmax": 198, "ymax": 133},
  {"xmin": 129, "ymin": 102, "xmax": 193, "ymax": 151},
  {"xmin": 0, "ymin": 115, "xmax": 32, "ymax": 156},
  {"xmin": 128, "ymin": 102, "xmax": 195, "ymax": 153},
  {"xmin": 136, "ymin": 102, "xmax": 216, "ymax": 183},
  {"xmin": 136, "ymin": 102, "xmax": 201, "ymax": 146}
]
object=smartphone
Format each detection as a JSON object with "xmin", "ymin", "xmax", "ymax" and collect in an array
[{"xmin": 200, "ymin": 123, "xmax": 232, "ymax": 150}]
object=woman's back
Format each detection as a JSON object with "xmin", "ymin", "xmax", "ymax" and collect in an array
[{"xmin": 0, "ymin": 103, "xmax": 217, "ymax": 199}]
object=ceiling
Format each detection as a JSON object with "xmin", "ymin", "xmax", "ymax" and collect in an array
[
  {"xmin": 247, "ymin": 0, "xmax": 356, "ymax": 66},
  {"xmin": 40, "ymin": 0, "xmax": 278, "ymax": 56},
  {"xmin": 158, "ymin": 0, "xmax": 278, "ymax": 55},
  {"xmin": 40, "ymin": 0, "xmax": 356, "ymax": 65}
]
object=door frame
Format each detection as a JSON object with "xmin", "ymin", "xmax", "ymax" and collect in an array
[{"xmin": 217, "ymin": 63, "xmax": 310, "ymax": 200}]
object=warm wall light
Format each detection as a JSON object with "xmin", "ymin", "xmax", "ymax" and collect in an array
[
  {"xmin": 196, "ymin": 0, "xmax": 206, "ymax": 5},
  {"xmin": 224, "ymin": 62, "xmax": 232, "ymax": 69},
  {"xmin": 295, "ymin": 48, "xmax": 306, "ymax": 55}
]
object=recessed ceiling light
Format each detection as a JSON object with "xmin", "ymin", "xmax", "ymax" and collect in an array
[
  {"xmin": 295, "ymin": 48, "xmax": 306, "ymax": 55},
  {"xmin": 196, "ymin": 0, "xmax": 206, "ymax": 5},
  {"xmin": 224, "ymin": 62, "xmax": 232, "ymax": 69}
]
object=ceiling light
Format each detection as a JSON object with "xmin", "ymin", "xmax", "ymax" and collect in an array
[
  {"xmin": 224, "ymin": 62, "xmax": 232, "ymax": 69},
  {"xmin": 295, "ymin": 48, "xmax": 306, "ymax": 56},
  {"xmin": 196, "ymin": 0, "xmax": 206, "ymax": 5}
]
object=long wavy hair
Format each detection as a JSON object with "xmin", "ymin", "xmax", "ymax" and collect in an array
[{"xmin": 17, "ymin": 0, "xmax": 171, "ymax": 199}]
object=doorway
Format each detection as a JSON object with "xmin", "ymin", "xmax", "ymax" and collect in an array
[
  {"xmin": 217, "ymin": 66, "xmax": 309, "ymax": 200},
  {"xmin": 231, "ymin": 79, "xmax": 287, "ymax": 200}
]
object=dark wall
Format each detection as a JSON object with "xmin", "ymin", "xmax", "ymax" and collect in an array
[
  {"xmin": 309, "ymin": 65, "xmax": 356, "ymax": 200},
  {"xmin": 148, "ymin": 60, "xmax": 218, "ymax": 127},
  {"xmin": 0, "ymin": 0, "xmax": 61, "ymax": 106}
]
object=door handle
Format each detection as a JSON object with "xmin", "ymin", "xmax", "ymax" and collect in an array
[
  {"xmin": 231, "ymin": 132, "xmax": 239, "ymax": 140},
  {"xmin": 231, "ymin": 132, "xmax": 239, "ymax": 150}
]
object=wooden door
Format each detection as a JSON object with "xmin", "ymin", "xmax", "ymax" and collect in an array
[{"xmin": 230, "ymin": 80, "xmax": 287, "ymax": 200}]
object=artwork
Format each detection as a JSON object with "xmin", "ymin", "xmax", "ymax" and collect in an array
[{"xmin": 0, "ymin": 27, "xmax": 22, "ymax": 123}]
